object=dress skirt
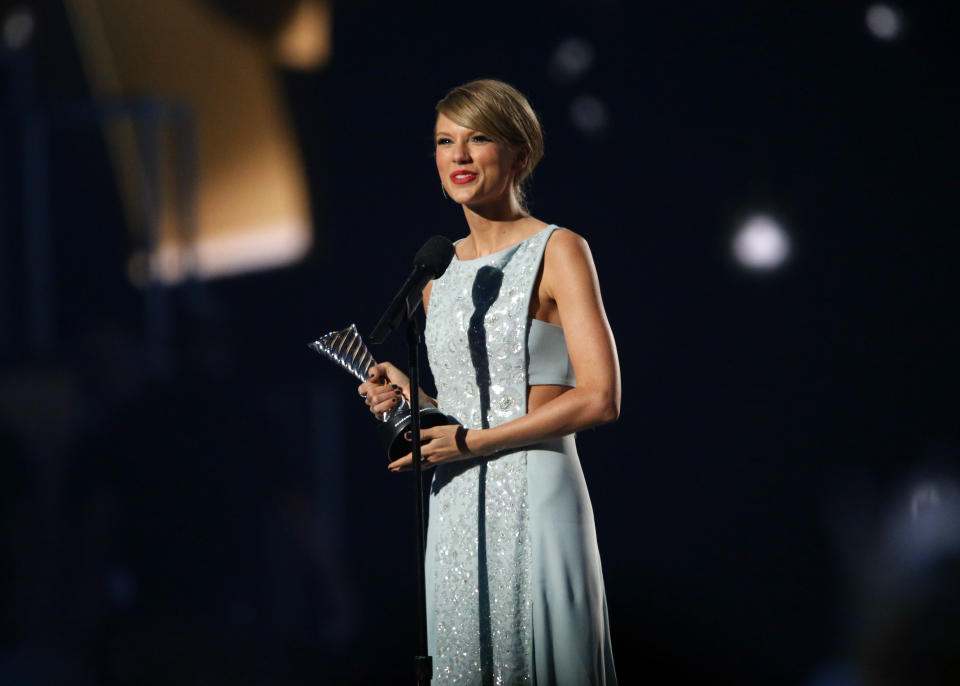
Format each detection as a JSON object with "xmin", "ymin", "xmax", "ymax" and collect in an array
[{"xmin": 425, "ymin": 434, "xmax": 617, "ymax": 686}]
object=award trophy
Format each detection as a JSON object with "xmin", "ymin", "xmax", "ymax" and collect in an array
[{"xmin": 309, "ymin": 324, "xmax": 449, "ymax": 461}]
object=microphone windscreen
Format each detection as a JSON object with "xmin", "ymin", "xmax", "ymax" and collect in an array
[{"xmin": 414, "ymin": 235, "xmax": 456, "ymax": 278}]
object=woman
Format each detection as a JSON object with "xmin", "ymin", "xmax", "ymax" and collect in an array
[{"xmin": 359, "ymin": 79, "xmax": 620, "ymax": 685}]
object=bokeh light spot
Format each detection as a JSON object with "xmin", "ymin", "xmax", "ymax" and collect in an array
[
  {"xmin": 865, "ymin": 4, "xmax": 901, "ymax": 40},
  {"xmin": 549, "ymin": 37, "xmax": 595, "ymax": 84},
  {"xmin": 569, "ymin": 95, "xmax": 609, "ymax": 136},
  {"xmin": 732, "ymin": 215, "xmax": 791, "ymax": 271}
]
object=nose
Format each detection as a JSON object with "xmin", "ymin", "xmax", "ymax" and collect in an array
[{"xmin": 452, "ymin": 140, "xmax": 472, "ymax": 164}]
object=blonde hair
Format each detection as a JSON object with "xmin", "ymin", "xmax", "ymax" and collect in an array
[{"xmin": 436, "ymin": 79, "xmax": 544, "ymax": 211}]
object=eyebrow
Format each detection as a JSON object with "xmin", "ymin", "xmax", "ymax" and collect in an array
[{"xmin": 435, "ymin": 129, "xmax": 490, "ymax": 139}]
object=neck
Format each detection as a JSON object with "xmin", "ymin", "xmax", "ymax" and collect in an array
[{"xmin": 461, "ymin": 195, "xmax": 531, "ymax": 257}]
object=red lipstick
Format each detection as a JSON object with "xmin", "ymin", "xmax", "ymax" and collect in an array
[{"xmin": 450, "ymin": 170, "xmax": 477, "ymax": 185}]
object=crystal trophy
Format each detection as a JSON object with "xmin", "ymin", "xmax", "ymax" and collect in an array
[{"xmin": 309, "ymin": 324, "xmax": 449, "ymax": 461}]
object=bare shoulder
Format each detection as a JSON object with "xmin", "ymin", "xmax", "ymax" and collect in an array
[
  {"xmin": 544, "ymin": 227, "xmax": 593, "ymax": 267},
  {"xmin": 540, "ymin": 228, "xmax": 600, "ymax": 306}
]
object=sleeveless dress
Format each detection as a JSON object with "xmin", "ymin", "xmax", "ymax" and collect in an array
[{"xmin": 424, "ymin": 225, "xmax": 617, "ymax": 686}]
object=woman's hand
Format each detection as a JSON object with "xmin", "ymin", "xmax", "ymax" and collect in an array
[
  {"xmin": 357, "ymin": 362, "xmax": 411, "ymax": 417},
  {"xmin": 388, "ymin": 424, "xmax": 476, "ymax": 472}
]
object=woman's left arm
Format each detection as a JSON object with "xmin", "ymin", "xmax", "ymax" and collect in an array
[{"xmin": 389, "ymin": 230, "xmax": 621, "ymax": 470}]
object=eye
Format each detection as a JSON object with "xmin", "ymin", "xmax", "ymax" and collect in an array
[
  {"xmin": 435, "ymin": 137, "xmax": 452, "ymax": 146},
  {"xmin": 471, "ymin": 135, "xmax": 492, "ymax": 143}
]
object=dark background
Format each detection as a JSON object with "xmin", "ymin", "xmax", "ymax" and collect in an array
[{"xmin": 2, "ymin": 1, "xmax": 958, "ymax": 684}]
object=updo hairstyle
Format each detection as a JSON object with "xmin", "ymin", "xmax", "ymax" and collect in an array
[{"xmin": 436, "ymin": 79, "xmax": 544, "ymax": 211}]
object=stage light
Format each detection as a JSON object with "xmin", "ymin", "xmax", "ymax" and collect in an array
[
  {"xmin": 569, "ymin": 95, "xmax": 609, "ymax": 136},
  {"xmin": 2, "ymin": 7, "xmax": 34, "ymax": 50},
  {"xmin": 865, "ymin": 4, "xmax": 901, "ymax": 40},
  {"xmin": 65, "ymin": 0, "xmax": 315, "ymax": 283},
  {"xmin": 549, "ymin": 37, "xmax": 594, "ymax": 84},
  {"xmin": 731, "ymin": 214, "xmax": 790, "ymax": 271}
]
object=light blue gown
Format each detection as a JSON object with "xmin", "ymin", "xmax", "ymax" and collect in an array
[{"xmin": 424, "ymin": 225, "xmax": 617, "ymax": 685}]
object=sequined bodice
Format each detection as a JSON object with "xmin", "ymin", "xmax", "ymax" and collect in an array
[{"xmin": 425, "ymin": 226, "xmax": 557, "ymax": 430}]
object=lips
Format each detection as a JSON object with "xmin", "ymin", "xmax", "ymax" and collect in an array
[{"xmin": 450, "ymin": 171, "xmax": 477, "ymax": 185}]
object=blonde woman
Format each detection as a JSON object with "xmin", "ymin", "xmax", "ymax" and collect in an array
[{"xmin": 360, "ymin": 79, "xmax": 620, "ymax": 685}]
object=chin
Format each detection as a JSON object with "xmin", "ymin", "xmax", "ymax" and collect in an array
[{"xmin": 448, "ymin": 190, "xmax": 475, "ymax": 204}]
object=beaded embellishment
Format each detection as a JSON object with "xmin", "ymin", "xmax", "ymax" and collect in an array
[{"xmin": 424, "ymin": 226, "xmax": 555, "ymax": 685}]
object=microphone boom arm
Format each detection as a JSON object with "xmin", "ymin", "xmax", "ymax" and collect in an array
[{"xmin": 369, "ymin": 266, "xmax": 429, "ymax": 345}]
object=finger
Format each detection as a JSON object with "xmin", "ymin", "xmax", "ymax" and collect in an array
[
  {"xmin": 370, "ymin": 362, "xmax": 411, "ymax": 390},
  {"xmin": 371, "ymin": 388, "xmax": 398, "ymax": 405},
  {"xmin": 369, "ymin": 384, "xmax": 403, "ymax": 404},
  {"xmin": 403, "ymin": 428, "xmax": 432, "ymax": 442},
  {"xmin": 367, "ymin": 363, "xmax": 388, "ymax": 383},
  {"xmin": 372, "ymin": 396, "xmax": 402, "ymax": 415},
  {"xmin": 366, "ymin": 378, "xmax": 399, "ymax": 404},
  {"xmin": 358, "ymin": 381, "xmax": 378, "ymax": 398},
  {"xmin": 388, "ymin": 453, "xmax": 437, "ymax": 472},
  {"xmin": 375, "ymin": 362, "xmax": 403, "ymax": 382},
  {"xmin": 376, "ymin": 389, "xmax": 403, "ymax": 405},
  {"xmin": 388, "ymin": 453, "xmax": 412, "ymax": 471},
  {"xmin": 384, "ymin": 384, "xmax": 405, "ymax": 399}
]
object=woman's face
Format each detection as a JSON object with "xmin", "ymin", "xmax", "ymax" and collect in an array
[{"xmin": 434, "ymin": 113, "xmax": 521, "ymax": 209}]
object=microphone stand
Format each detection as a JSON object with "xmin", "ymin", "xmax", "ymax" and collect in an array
[
  {"xmin": 369, "ymin": 241, "xmax": 453, "ymax": 685},
  {"xmin": 406, "ymin": 313, "xmax": 433, "ymax": 685}
]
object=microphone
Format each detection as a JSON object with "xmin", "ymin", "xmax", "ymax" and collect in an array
[{"xmin": 369, "ymin": 235, "xmax": 455, "ymax": 344}]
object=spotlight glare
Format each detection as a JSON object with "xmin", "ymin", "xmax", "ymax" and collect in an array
[
  {"xmin": 732, "ymin": 215, "xmax": 791, "ymax": 271},
  {"xmin": 866, "ymin": 4, "xmax": 901, "ymax": 40}
]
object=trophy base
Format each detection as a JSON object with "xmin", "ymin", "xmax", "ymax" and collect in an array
[{"xmin": 378, "ymin": 405, "xmax": 452, "ymax": 462}]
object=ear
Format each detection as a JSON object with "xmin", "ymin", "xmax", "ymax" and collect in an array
[{"xmin": 513, "ymin": 145, "xmax": 530, "ymax": 172}]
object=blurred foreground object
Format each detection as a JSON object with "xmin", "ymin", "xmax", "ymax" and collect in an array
[
  {"xmin": 860, "ymin": 478, "xmax": 960, "ymax": 686},
  {"xmin": 272, "ymin": 0, "xmax": 331, "ymax": 69},
  {"xmin": 65, "ymin": 0, "xmax": 331, "ymax": 282}
]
